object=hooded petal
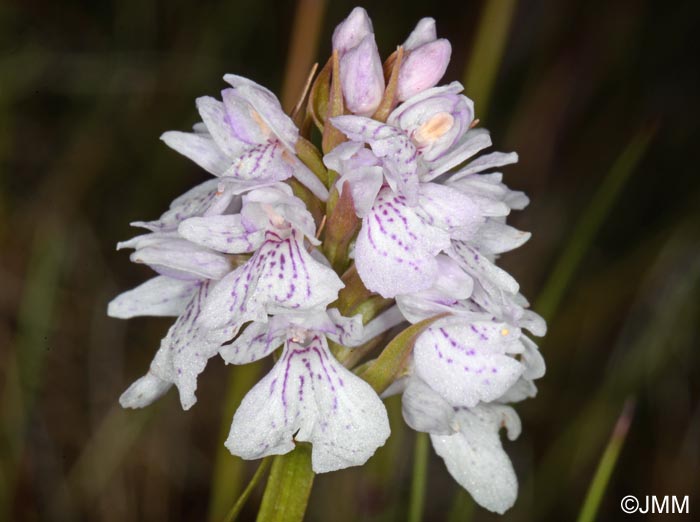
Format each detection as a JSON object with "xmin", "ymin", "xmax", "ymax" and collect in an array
[
  {"xmin": 431, "ymin": 404, "xmax": 521, "ymax": 514},
  {"xmin": 355, "ymin": 188, "xmax": 451, "ymax": 298},
  {"xmin": 331, "ymin": 116, "xmax": 419, "ymax": 202},
  {"xmin": 413, "ymin": 318, "xmax": 524, "ymax": 407},
  {"xmin": 108, "ymin": 276, "xmax": 199, "ymax": 319},
  {"xmin": 226, "ymin": 335, "xmax": 390, "ymax": 473},
  {"xmin": 195, "ymin": 96, "xmax": 248, "ymax": 158}
]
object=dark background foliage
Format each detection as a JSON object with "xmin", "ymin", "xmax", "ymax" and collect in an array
[{"xmin": 1, "ymin": 0, "xmax": 698, "ymax": 520}]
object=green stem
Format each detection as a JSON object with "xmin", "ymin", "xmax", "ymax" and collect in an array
[
  {"xmin": 256, "ymin": 445, "xmax": 315, "ymax": 522},
  {"xmin": 576, "ymin": 399, "xmax": 635, "ymax": 522},
  {"xmin": 408, "ymin": 432, "xmax": 429, "ymax": 522},
  {"xmin": 223, "ymin": 458, "xmax": 272, "ymax": 522}
]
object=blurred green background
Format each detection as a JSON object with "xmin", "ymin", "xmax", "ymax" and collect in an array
[{"xmin": 1, "ymin": 0, "xmax": 698, "ymax": 520}]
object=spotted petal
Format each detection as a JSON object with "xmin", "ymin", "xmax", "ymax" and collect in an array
[
  {"xmin": 355, "ymin": 188, "xmax": 450, "ymax": 298},
  {"xmin": 225, "ymin": 334, "xmax": 390, "ymax": 473},
  {"xmin": 179, "ymin": 214, "xmax": 265, "ymax": 254},
  {"xmin": 119, "ymin": 281, "xmax": 221, "ymax": 410},
  {"xmin": 431, "ymin": 404, "xmax": 521, "ymax": 514},
  {"xmin": 199, "ymin": 231, "xmax": 344, "ymax": 340},
  {"xmin": 413, "ymin": 318, "xmax": 524, "ymax": 407}
]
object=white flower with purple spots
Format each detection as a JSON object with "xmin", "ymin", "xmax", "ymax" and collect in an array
[{"xmin": 225, "ymin": 310, "xmax": 390, "ymax": 473}]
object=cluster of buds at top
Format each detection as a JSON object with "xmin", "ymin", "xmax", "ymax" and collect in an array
[{"xmin": 109, "ymin": 7, "xmax": 545, "ymax": 514}]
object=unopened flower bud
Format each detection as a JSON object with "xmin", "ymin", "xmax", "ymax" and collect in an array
[
  {"xmin": 332, "ymin": 6, "xmax": 373, "ymax": 53},
  {"xmin": 397, "ymin": 17, "xmax": 452, "ymax": 101},
  {"xmin": 339, "ymin": 34, "xmax": 385, "ymax": 116}
]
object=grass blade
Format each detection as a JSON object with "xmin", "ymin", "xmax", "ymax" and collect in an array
[
  {"xmin": 408, "ymin": 432, "xmax": 429, "ymax": 522},
  {"xmin": 577, "ymin": 399, "xmax": 635, "ymax": 522},
  {"xmin": 223, "ymin": 457, "xmax": 272, "ymax": 522}
]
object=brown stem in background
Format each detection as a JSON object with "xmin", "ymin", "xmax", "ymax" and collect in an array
[{"xmin": 281, "ymin": 0, "xmax": 328, "ymax": 112}]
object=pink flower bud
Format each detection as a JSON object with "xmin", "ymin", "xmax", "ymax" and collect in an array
[
  {"xmin": 397, "ymin": 39, "xmax": 451, "ymax": 102},
  {"xmin": 339, "ymin": 34, "xmax": 385, "ymax": 116},
  {"xmin": 332, "ymin": 7, "xmax": 373, "ymax": 53}
]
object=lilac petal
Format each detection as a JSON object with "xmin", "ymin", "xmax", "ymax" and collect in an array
[
  {"xmin": 332, "ymin": 7, "xmax": 374, "ymax": 53},
  {"xmin": 130, "ymin": 238, "xmax": 232, "ymax": 281},
  {"xmin": 355, "ymin": 189, "xmax": 450, "ymax": 298},
  {"xmin": 225, "ymin": 335, "xmax": 390, "ymax": 473},
  {"xmin": 447, "ymin": 151, "xmax": 519, "ymax": 182},
  {"xmin": 331, "ymin": 116, "xmax": 419, "ymax": 202},
  {"xmin": 339, "ymin": 34, "xmax": 385, "ymax": 116},
  {"xmin": 108, "ymin": 275, "xmax": 198, "ymax": 319},
  {"xmin": 195, "ymin": 96, "xmax": 247, "ymax": 158},
  {"xmin": 402, "ymin": 377, "xmax": 456, "ymax": 435},
  {"xmin": 160, "ymin": 131, "xmax": 232, "ymax": 176},
  {"xmin": 220, "ymin": 319, "xmax": 287, "ymax": 365},
  {"xmin": 403, "ymin": 18, "xmax": 437, "ymax": 50},
  {"xmin": 179, "ymin": 214, "xmax": 265, "ymax": 254},
  {"xmin": 413, "ymin": 319, "xmax": 523, "ymax": 407},
  {"xmin": 397, "ymin": 39, "xmax": 452, "ymax": 102},
  {"xmin": 421, "ymin": 129, "xmax": 492, "ymax": 181},
  {"xmin": 431, "ymin": 405, "xmax": 520, "ymax": 514}
]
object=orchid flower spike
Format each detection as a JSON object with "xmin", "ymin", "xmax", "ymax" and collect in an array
[{"xmin": 109, "ymin": 7, "xmax": 546, "ymax": 517}]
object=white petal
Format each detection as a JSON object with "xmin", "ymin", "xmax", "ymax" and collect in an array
[
  {"xmin": 337, "ymin": 166, "xmax": 384, "ymax": 218},
  {"xmin": 108, "ymin": 276, "xmax": 198, "ymax": 319},
  {"xmin": 414, "ymin": 319, "xmax": 524, "ymax": 407},
  {"xmin": 403, "ymin": 17, "xmax": 437, "ymax": 50},
  {"xmin": 179, "ymin": 214, "xmax": 265, "ymax": 254},
  {"xmin": 447, "ymin": 151, "xmax": 519, "ymax": 182},
  {"xmin": 449, "ymin": 241, "xmax": 520, "ymax": 295},
  {"xmin": 226, "ymin": 335, "xmax": 390, "ymax": 473},
  {"xmin": 421, "ymin": 129, "xmax": 492, "ymax": 181},
  {"xmin": 123, "ymin": 282, "xmax": 223, "ymax": 410},
  {"xmin": 160, "ymin": 130, "xmax": 231, "ymax": 176},
  {"xmin": 520, "ymin": 337, "xmax": 545, "ymax": 380},
  {"xmin": 119, "ymin": 372, "xmax": 172, "ymax": 408},
  {"xmin": 402, "ymin": 377, "xmax": 456, "ymax": 435},
  {"xmin": 355, "ymin": 189, "xmax": 450, "ymax": 298},
  {"xmin": 474, "ymin": 221, "xmax": 531, "ymax": 255},
  {"xmin": 130, "ymin": 238, "xmax": 231, "ymax": 280},
  {"xmin": 431, "ymin": 404, "xmax": 520, "ymax": 514},
  {"xmin": 416, "ymin": 183, "xmax": 484, "ymax": 239}
]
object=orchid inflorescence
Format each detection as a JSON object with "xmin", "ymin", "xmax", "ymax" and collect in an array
[{"xmin": 109, "ymin": 7, "xmax": 545, "ymax": 514}]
